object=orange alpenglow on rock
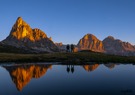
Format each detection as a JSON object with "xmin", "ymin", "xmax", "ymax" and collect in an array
[
  {"xmin": 10, "ymin": 17, "xmax": 35, "ymax": 41},
  {"xmin": 77, "ymin": 34, "xmax": 104, "ymax": 52},
  {"xmin": 32, "ymin": 28, "xmax": 47, "ymax": 41},
  {"xmin": 9, "ymin": 17, "xmax": 47, "ymax": 41},
  {"xmin": 49, "ymin": 37, "xmax": 52, "ymax": 41},
  {"xmin": 2, "ymin": 17, "xmax": 58, "ymax": 52}
]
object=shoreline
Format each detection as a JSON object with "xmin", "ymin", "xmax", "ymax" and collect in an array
[{"xmin": 0, "ymin": 52, "xmax": 135, "ymax": 64}]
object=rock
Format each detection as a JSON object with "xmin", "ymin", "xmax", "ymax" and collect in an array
[
  {"xmin": 103, "ymin": 36, "xmax": 135, "ymax": 56},
  {"xmin": 77, "ymin": 34, "xmax": 104, "ymax": 52},
  {"xmin": 49, "ymin": 37, "xmax": 52, "ymax": 41},
  {"xmin": 55, "ymin": 42, "xmax": 67, "ymax": 51},
  {"xmin": 2, "ymin": 17, "xmax": 58, "ymax": 53},
  {"xmin": 55, "ymin": 42, "xmax": 63, "ymax": 47}
]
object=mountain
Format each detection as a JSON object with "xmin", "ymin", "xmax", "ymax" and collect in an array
[
  {"xmin": 1, "ymin": 17, "xmax": 135, "ymax": 55},
  {"xmin": 77, "ymin": 34, "xmax": 135, "ymax": 56},
  {"xmin": 3, "ymin": 64, "xmax": 52, "ymax": 91},
  {"xmin": 103, "ymin": 36, "xmax": 135, "ymax": 56},
  {"xmin": 1, "ymin": 17, "xmax": 58, "ymax": 53},
  {"xmin": 77, "ymin": 34, "xmax": 104, "ymax": 52}
]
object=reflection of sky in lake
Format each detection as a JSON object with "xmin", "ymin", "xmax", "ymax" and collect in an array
[{"xmin": 0, "ymin": 64, "xmax": 135, "ymax": 95}]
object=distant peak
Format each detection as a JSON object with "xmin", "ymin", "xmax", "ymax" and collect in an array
[
  {"xmin": 33, "ymin": 28, "xmax": 41, "ymax": 31},
  {"xmin": 17, "ymin": 16, "xmax": 22, "ymax": 19},
  {"xmin": 17, "ymin": 17, "xmax": 23, "ymax": 21},
  {"xmin": 14, "ymin": 17, "xmax": 26, "ymax": 27},
  {"xmin": 83, "ymin": 33, "xmax": 97, "ymax": 39},
  {"xmin": 85, "ymin": 33, "xmax": 93, "ymax": 36},
  {"xmin": 107, "ymin": 36, "xmax": 115, "ymax": 40},
  {"xmin": 49, "ymin": 37, "xmax": 52, "ymax": 41}
]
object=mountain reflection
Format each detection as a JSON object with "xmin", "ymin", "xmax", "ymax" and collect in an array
[
  {"xmin": 2, "ymin": 63, "xmax": 116, "ymax": 91},
  {"xmin": 3, "ymin": 64, "xmax": 52, "ymax": 91},
  {"xmin": 66, "ymin": 64, "xmax": 100, "ymax": 73},
  {"xmin": 104, "ymin": 63, "xmax": 115, "ymax": 69},
  {"xmin": 82, "ymin": 64, "xmax": 99, "ymax": 72}
]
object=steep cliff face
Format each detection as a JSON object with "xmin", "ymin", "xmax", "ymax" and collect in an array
[
  {"xmin": 9, "ymin": 17, "xmax": 34, "ymax": 41},
  {"xmin": 3, "ymin": 64, "xmax": 52, "ymax": 91},
  {"xmin": 103, "ymin": 36, "xmax": 135, "ymax": 56},
  {"xmin": 2, "ymin": 17, "xmax": 58, "ymax": 53},
  {"xmin": 77, "ymin": 34, "xmax": 104, "ymax": 52}
]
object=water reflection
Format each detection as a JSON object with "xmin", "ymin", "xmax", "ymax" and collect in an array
[
  {"xmin": 0, "ymin": 63, "xmax": 118, "ymax": 92},
  {"xmin": 82, "ymin": 64, "xmax": 99, "ymax": 72},
  {"xmin": 104, "ymin": 63, "xmax": 115, "ymax": 69},
  {"xmin": 66, "ymin": 63, "xmax": 116, "ymax": 73},
  {"xmin": 1, "ymin": 63, "xmax": 135, "ymax": 95},
  {"xmin": 66, "ymin": 65, "xmax": 74, "ymax": 73},
  {"xmin": 3, "ymin": 64, "xmax": 52, "ymax": 91}
]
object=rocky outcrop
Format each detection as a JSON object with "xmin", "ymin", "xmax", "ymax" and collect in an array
[
  {"xmin": 55, "ymin": 42, "xmax": 67, "ymax": 51},
  {"xmin": 77, "ymin": 34, "xmax": 104, "ymax": 52},
  {"xmin": 3, "ymin": 64, "xmax": 52, "ymax": 91},
  {"xmin": 2, "ymin": 17, "xmax": 58, "ymax": 53},
  {"xmin": 103, "ymin": 36, "xmax": 135, "ymax": 56},
  {"xmin": 55, "ymin": 42, "xmax": 63, "ymax": 48}
]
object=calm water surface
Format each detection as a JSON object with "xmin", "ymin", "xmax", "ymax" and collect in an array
[{"xmin": 0, "ymin": 63, "xmax": 135, "ymax": 95}]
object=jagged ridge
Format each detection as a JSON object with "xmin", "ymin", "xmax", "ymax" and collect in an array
[
  {"xmin": 103, "ymin": 36, "xmax": 135, "ymax": 56},
  {"xmin": 2, "ymin": 17, "xmax": 58, "ymax": 53}
]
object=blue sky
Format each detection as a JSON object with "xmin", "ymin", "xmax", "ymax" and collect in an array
[{"xmin": 0, "ymin": 0, "xmax": 135, "ymax": 44}]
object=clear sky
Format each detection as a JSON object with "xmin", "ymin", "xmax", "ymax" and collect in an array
[{"xmin": 0, "ymin": 0, "xmax": 135, "ymax": 45}]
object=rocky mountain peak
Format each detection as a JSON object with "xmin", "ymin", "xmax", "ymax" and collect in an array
[
  {"xmin": 83, "ymin": 33, "xmax": 97, "ymax": 40},
  {"xmin": 77, "ymin": 33, "xmax": 104, "ymax": 52},
  {"xmin": 32, "ymin": 28, "xmax": 47, "ymax": 41},
  {"xmin": 106, "ymin": 36, "xmax": 115, "ymax": 40},
  {"xmin": 16, "ymin": 17, "xmax": 23, "ymax": 23},
  {"xmin": 9, "ymin": 17, "xmax": 47, "ymax": 41},
  {"xmin": 103, "ymin": 36, "xmax": 135, "ymax": 55},
  {"xmin": 2, "ymin": 17, "xmax": 58, "ymax": 52},
  {"xmin": 13, "ymin": 17, "xmax": 29, "ymax": 29},
  {"xmin": 9, "ymin": 17, "xmax": 33, "ymax": 40}
]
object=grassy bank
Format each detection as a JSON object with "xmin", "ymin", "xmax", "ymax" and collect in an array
[{"xmin": 0, "ymin": 52, "xmax": 135, "ymax": 63}]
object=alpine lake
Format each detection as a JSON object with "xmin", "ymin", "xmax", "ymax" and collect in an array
[{"xmin": 0, "ymin": 62, "xmax": 135, "ymax": 95}]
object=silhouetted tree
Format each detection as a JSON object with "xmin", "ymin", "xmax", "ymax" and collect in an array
[
  {"xmin": 71, "ymin": 44, "xmax": 75, "ymax": 52},
  {"xmin": 66, "ymin": 44, "xmax": 70, "ymax": 52}
]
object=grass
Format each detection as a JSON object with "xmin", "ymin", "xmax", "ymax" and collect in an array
[{"xmin": 0, "ymin": 52, "xmax": 135, "ymax": 64}]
